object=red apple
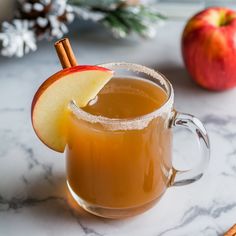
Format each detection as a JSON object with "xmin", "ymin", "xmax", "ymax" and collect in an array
[
  {"xmin": 182, "ymin": 7, "xmax": 236, "ymax": 90},
  {"xmin": 31, "ymin": 65, "xmax": 113, "ymax": 152}
]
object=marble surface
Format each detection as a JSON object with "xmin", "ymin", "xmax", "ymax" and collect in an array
[{"xmin": 1, "ymin": 20, "xmax": 236, "ymax": 236}]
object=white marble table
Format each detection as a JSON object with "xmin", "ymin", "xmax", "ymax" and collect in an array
[{"xmin": 1, "ymin": 20, "xmax": 236, "ymax": 236}]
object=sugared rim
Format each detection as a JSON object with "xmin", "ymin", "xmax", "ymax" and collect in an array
[{"xmin": 69, "ymin": 62, "xmax": 174, "ymax": 130}]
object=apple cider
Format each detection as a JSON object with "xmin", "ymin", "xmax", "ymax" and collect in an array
[
  {"xmin": 32, "ymin": 41, "xmax": 210, "ymax": 218},
  {"xmin": 66, "ymin": 77, "xmax": 172, "ymax": 213}
]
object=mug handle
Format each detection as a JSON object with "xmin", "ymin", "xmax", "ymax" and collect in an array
[{"xmin": 169, "ymin": 111, "xmax": 210, "ymax": 186}]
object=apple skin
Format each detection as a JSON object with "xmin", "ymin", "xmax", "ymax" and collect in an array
[
  {"xmin": 182, "ymin": 7, "xmax": 236, "ymax": 91},
  {"xmin": 31, "ymin": 65, "xmax": 112, "ymax": 152},
  {"xmin": 31, "ymin": 65, "xmax": 111, "ymax": 116}
]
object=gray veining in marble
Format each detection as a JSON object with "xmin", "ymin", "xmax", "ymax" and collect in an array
[{"xmin": 0, "ymin": 20, "xmax": 236, "ymax": 236}]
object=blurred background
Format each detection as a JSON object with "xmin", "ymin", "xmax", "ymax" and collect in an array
[
  {"xmin": 156, "ymin": 0, "xmax": 236, "ymax": 18},
  {"xmin": 1, "ymin": 0, "xmax": 236, "ymax": 58},
  {"xmin": 1, "ymin": 0, "xmax": 236, "ymax": 21}
]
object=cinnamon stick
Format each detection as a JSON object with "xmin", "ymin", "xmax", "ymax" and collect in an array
[
  {"xmin": 224, "ymin": 224, "xmax": 236, "ymax": 236},
  {"xmin": 54, "ymin": 38, "xmax": 78, "ymax": 69}
]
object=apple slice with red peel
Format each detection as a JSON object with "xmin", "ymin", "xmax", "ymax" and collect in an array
[{"xmin": 31, "ymin": 65, "xmax": 113, "ymax": 153}]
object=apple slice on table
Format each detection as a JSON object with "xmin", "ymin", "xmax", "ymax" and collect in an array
[{"xmin": 31, "ymin": 65, "xmax": 113, "ymax": 152}]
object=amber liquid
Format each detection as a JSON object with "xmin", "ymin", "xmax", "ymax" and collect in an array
[{"xmin": 66, "ymin": 77, "xmax": 172, "ymax": 215}]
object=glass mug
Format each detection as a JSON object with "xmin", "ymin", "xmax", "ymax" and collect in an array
[{"xmin": 66, "ymin": 62, "xmax": 210, "ymax": 218}]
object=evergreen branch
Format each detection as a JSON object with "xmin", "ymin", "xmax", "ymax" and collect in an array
[
  {"xmin": 69, "ymin": 0, "xmax": 123, "ymax": 10},
  {"xmin": 69, "ymin": 0, "xmax": 166, "ymax": 38}
]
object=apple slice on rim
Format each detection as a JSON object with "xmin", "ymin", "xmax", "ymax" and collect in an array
[{"xmin": 31, "ymin": 65, "xmax": 113, "ymax": 153}]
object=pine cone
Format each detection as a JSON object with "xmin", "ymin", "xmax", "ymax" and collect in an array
[
  {"xmin": 16, "ymin": 0, "xmax": 74, "ymax": 39},
  {"xmin": 0, "ymin": 20, "xmax": 37, "ymax": 57}
]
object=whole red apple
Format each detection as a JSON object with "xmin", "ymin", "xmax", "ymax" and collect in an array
[{"xmin": 182, "ymin": 7, "xmax": 236, "ymax": 90}]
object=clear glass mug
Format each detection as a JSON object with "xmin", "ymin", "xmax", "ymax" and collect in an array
[{"xmin": 66, "ymin": 62, "xmax": 210, "ymax": 218}]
